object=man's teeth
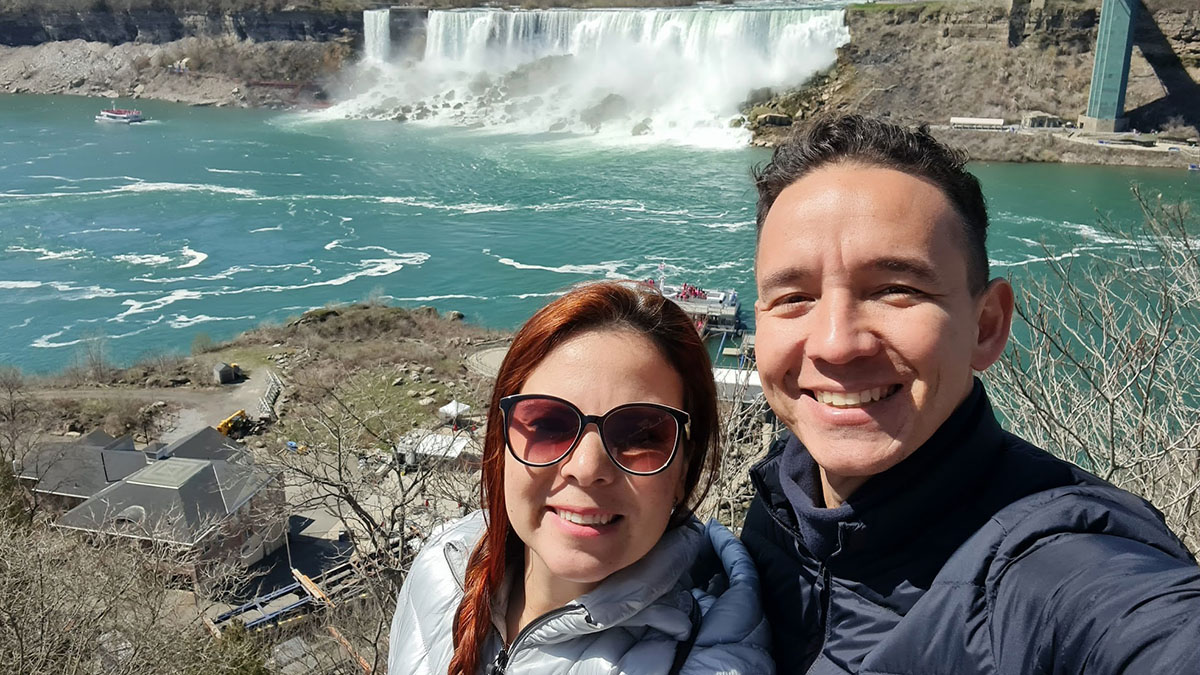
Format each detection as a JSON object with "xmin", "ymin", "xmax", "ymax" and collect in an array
[
  {"xmin": 557, "ymin": 510, "xmax": 615, "ymax": 526},
  {"xmin": 814, "ymin": 386, "xmax": 893, "ymax": 408}
]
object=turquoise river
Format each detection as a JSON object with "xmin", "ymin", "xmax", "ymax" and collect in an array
[{"xmin": 0, "ymin": 94, "xmax": 1196, "ymax": 373}]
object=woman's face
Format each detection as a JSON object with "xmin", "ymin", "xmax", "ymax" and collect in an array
[{"xmin": 504, "ymin": 329, "xmax": 688, "ymax": 594}]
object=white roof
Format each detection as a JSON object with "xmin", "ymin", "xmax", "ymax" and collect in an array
[
  {"xmin": 402, "ymin": 432, "xmax": 480, "ymax": 460},
  {"xmin": 438, "ymin": 400, "xmax": 471, "ymax": 419},
  {"xmin": 950, "ymin": 117, "xmax": 1005, "ymax": 126},
  {"xmin": 712, "ymin": 367, "xmax": 762, "ymax": 403}
]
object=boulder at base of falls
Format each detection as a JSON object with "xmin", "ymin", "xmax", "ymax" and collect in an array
[
  {"xmin": 631, "ymin": 118, "xmax": 652, "ymax": 136},
  {"xmin": 580, "ymin": 94, "xmax": 630, "ymax": 130},
  {"xmin": 755, "ymin": 113, "xmax": 793, "ymax": 128}
]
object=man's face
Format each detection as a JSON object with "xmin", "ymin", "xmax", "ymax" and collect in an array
[{"xmin": 754, "ymin": 163, "xmax": 1010, "ymax": 496}]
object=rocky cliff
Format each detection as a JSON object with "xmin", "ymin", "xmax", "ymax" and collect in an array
[
  {"xmin": 747, "ymin": 0, "xmax": 1199, "ymax": 163},
  {"xmin": 0, "ymin": 9, "xmax": 362, "ymax": 46},
  {"xmin": 0, "ymin": 7, "xmax": 431, "ymax": 106}
]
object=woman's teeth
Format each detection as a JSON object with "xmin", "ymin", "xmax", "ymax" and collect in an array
[
  {"xmin": 814, "ymin": 386, "xmax": 896, "ymax": 408},
  {"xmin": 557, "ymin": 510, "xmax": 616, "ymax": 526}
]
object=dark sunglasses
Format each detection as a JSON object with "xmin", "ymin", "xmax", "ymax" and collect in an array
[{"xmin": 498, "ymin": 394, "xmax": 690, "ymax": 476}]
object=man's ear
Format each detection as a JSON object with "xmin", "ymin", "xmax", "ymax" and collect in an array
[{"xmin": 972, "ymin": 278, "xmax": 1014, "ymax": 371}]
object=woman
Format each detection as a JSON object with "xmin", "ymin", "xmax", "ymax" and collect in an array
[{"xmin": 388, "ymin": 280, "xmax": 772, "ymax": 675}]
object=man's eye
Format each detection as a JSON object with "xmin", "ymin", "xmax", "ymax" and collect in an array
[
  {"xmin": 776, "ymin": 293, "xmax": 814, "ymax": 307},
  {"xmin": 880, "ymin": 285, "xmax": 923, "ymax": 296}
]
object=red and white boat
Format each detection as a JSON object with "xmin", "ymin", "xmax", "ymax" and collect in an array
[{"xmin": 95, "ymin": 104, "xmax": 145, "ymax": 124}]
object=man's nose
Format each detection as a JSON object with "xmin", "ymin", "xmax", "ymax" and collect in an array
[
  {"xmin": 560, "ymin": 424, "xmax": 615, "ymax": 486},
  {"xmin": 805, "ymin": 293, "xmax": 879, "ymax": 364}
]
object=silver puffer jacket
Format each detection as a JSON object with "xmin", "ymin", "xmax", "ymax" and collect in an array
[{"xmin": 387, "ymin": 510, "xmax": 773, "ymax": 675}]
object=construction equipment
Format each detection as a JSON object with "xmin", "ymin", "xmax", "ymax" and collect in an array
[{"xmin": 218, "ymin": 409, "xmax": 250, "ymax": 437}]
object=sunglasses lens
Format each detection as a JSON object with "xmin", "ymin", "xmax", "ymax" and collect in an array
[
  {"xmin": 602, "ymin": 406, "xmax": 679, "ymax": 473},
  {"xmin": 507, "ymin": 398, "xmax": 581, "ymax": 465}
]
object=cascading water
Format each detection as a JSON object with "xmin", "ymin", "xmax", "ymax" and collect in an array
[
  {"xmin": 340, "ymin": 6, "xmax": 850, "ymax": 147},
  {"xmin": 364, "ymin": 9, "xmax": 392, "ymax": 64}
]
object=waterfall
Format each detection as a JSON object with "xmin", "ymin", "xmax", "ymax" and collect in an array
[
  {"xmin": 364, "ymin": 9, "xmax": 392, "ymax": 64},
  {"xmin": 339, "ymin": 6, "xmax": 850, "ymax": 147}
]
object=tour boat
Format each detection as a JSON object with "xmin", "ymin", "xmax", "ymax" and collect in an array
[
  {"xmin": 95, "ymin": 104, "xmax": 145, "ymax": 124},
  {"xmin": 646, "ymin": 278, "xmax": 743, "ymax": 337}
]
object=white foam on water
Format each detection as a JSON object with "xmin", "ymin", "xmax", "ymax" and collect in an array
[
  {"xmin": 206, "ymin": 252, "xmax": 431, "ymax": 295},
  {"xmin": 386, "ymin": 293, "xmax": 489, "ymax": 302},
  {"xmin": 990, "ymin": 251, "xmax": 1082, "ymax": 269},
  {"xmin": 10, "ymin": 317, "xmax": 33, "ymax": 328},
  {"xmin": 29, "ymin": 175, "xmax": 129, "ymax": 184},
  {"xmin": 494, "ymin": 255, "xmax": 625, "ymax": 277},
  {"xmin": 32, "ymin": 318, "xmax": 164, "ymax": 349},
  {"xmin": 46, "ymin": 282, "xmax": 133, "ymax": 301},
  {"xmin": 701, "ymin": 221, "xmax": 753, "ymax": 231},
  {"xmin": 0, "ymin": 280, "xmax": 44, "ymax": 289},
  {"xmin": 132, "ymin": 265, "xmax": 249, "ymax": 284},
  {"xmin": 114, "ymin": 253, "xmax": 172, "ymax": 266},
  {"xmin": 112, "ymin": 289, "xmax": 204, "ymax": 322},
  {"xmin": 6, "ymin": 246, "xmax": 90, "ymax": 261},
  {"xmin": 250, "ymin": 225, "xmax": 284, "ymax": 233},
  {"xmin": 0, "ymin": 180, "xmax": 260, "ymax": 201},
  {"xmin": 70, "ymin": 227, "xmax": 142, "ymax": 234},
  {"xmin": 177, "ymin": 246, "xmax": 209, "ymax": 269},
  {"xmin": 377, "ymin": 195, "xmax": 517, "ymax": 213},
  {"xmin": 168, "ymin": 313, "xmax": 257, "ymax": 329},
  {"xmin": 207, "ymin": 168, "xmax": 304, "ymax": 177},
  {"xmin": 331, "ymin": 6, "xmax": 848, "ymax": 148},
  {"xmin": 122, "ymin": 182, "xmax": 259, "ymax": 199}
]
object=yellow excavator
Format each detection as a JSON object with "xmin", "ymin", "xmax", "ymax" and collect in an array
[{"xmin": 217, "ymin": 409, "xmax": 250, "ymax": 437}]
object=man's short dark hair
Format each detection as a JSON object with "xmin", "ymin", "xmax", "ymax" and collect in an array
[{"xmin": 753, "ymin": 114, "xmax": 990, "ymax": 293}]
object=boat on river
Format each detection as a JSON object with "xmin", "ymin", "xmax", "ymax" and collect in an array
[
  {"xmin": 650, "ymin": 280, "xmax": 743, "ymax": 337},
  {"xmin": 95, "ymin": 104, "xmax": 145, "ymax": 124}
]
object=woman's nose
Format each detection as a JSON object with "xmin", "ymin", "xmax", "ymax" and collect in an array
[{"xmin": 559, "ymin": 423, "xmax": 615, "ymax": 485}]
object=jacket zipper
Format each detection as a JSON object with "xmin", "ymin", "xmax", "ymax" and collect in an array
[
  {"xmin": 804, "ymin": 563, "xmax": 834, "ymax": 675},
  {"xmin": 487, "ymin": 605, "xmax": 579, "ymax": 674}
]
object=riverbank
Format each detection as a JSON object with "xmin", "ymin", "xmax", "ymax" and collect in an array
[
  {"xmin": 3, "ymin": 1, "xmax": 1197, "ymax": 167},
  {"xmin": 23, "ymin": 302, "xmax": 505, "ymax": 445},
  {"xmin": 742, "ymin": 0, "xmax": 1199, "ymax": 167},
  {"xmin": 0, "ymin": 37, "xmax": 350, "ymax": 107}
]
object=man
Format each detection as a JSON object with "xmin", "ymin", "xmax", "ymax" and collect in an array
[{"xmin": 742, "ymin": 114, "xmax": 1200, "ymax": 674}]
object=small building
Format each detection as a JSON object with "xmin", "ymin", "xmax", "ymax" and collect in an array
[
  {"xmin": 950, "ymin": 116, "xmax": 1006, "ymax": 130},
  {"xmin": 1021, "ymin": 110, "xmax": 1065, "ymax": 128},
  {"xmin": 713, "ymin": 367, "xmax": 763, "ymax": 404},
  {"xmin": 212, "ymin": 363, "xmax": 243, "ymax": 385},
  {"xmin": 396, "ymin": 430, "xmax": 481, "ymax": 471}
]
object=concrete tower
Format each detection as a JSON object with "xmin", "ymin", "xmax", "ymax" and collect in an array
[{"xmin": 1080, "ymin": 0, "xmax": 1138, "ymax": 133}]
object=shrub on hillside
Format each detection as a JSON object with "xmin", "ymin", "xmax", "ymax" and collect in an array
[{"xmin": 989, "ymin": 188, "xmax": 1200, "ymax": 552}]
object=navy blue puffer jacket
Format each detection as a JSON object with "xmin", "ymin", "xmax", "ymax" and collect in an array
[{"xmin": 742, "ymin": 380, "xmax": 1200, "ymax": 674}]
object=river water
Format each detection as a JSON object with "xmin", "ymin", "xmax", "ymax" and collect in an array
[{"xmin": 0, "ymin": 6, "xmax": 1196, "ymax": 373}]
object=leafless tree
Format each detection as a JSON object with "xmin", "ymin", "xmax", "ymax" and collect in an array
[
  {"xmin": 261, "ymin": 367, "xmax": 482, "ymax": 671},
  {"xmin": 0, "ymin": 366, "xmax": 42, "ymax": 521},
  {"xmin": 0, "ymin": 514, "xmax": 270, "ymax": 675},
  {"xmin": 989, "ymin": 187, "xmax": 1200, "ymax": 552}
]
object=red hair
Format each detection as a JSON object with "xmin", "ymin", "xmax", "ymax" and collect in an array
[{"xmin": 447, "ymin": 281, "xmax": 720, "ymax": 675}]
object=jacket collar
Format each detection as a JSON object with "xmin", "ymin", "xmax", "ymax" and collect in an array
[
  {"xmin": 751, "ymin": 378, "xmax": 1006, "ymax": 562},
  {"xmin": 506, "ymin": 517, "xmax": 704, "ymax": 648}
]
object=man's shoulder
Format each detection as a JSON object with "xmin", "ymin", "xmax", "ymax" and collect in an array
[{"xmin": 938, "ymin": 476, "xmax": 1192, "ymax": 588}]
